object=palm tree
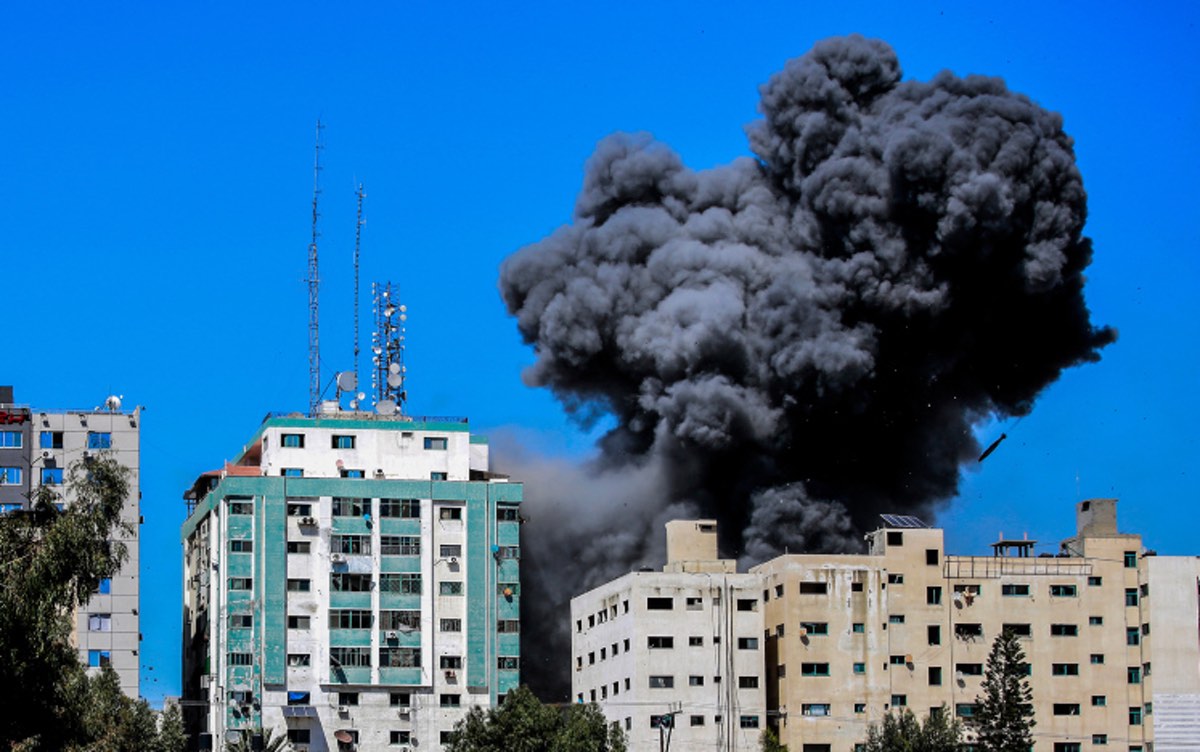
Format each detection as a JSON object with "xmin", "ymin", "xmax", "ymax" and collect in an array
[{"xmin": 224, "ymin": 727, "xmax": 291, "ymax": 752}]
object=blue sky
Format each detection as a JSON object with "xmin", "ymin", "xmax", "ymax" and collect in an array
[{"xmin": 2, "ymin": 2, "xmax": 1196, "ymax": 706}]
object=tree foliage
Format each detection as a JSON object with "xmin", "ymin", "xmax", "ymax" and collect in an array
[
  {"xmin": 0, "ymin": 455, "xmax": 173, "ymax": 750},
  {"xmin": 224, "ymin": 727, "xmax": 291, "ymax": 752},
  {"xmin": 863, "ymin": 707, "xmax": 962, "ymax": 752},
  {"xmin": 972, "ymin": 629, "xmax": 1036, "ymax": 752},
  {"xmin": 446, "ymin": 686, "xmax": 626, "ymax": 752},
  {"xmin": 760, "ymin": 727, "xmax": 789, "ymax": 752}
]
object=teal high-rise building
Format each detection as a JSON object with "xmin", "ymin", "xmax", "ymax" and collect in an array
[{"xmin": 180, "ymin": 411, "xmax": 522, "ymax": 751}]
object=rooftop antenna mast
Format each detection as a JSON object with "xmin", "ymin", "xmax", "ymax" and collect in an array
[
  {"xmin": 307, "ymin": 120, "xmax": 324, "ymax": 416},
  {"xmin": 353, "ymin": 183, "xmax": 365, "ymax": 400}
]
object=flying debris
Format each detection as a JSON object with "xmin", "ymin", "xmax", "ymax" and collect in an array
[{"xmin": 978, "ymin": 433, "xmax": 1008, "ymax": 463}]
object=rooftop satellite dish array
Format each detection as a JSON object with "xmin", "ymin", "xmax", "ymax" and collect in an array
[{"xmin": 369, "ymin": 281, "xmax": 407, "ymax": 416}]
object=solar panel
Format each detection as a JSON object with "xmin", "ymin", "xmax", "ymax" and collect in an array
[{"xmin": 880, "ymin": 513, "xmax": 929, "ymax": 529}]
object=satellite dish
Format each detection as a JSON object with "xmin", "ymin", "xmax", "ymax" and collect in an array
[
  {"xmin": 337, "ymin": 372, "xmax": 357, "ymax": 391},
  {"xmin": 387, "ymin": 373, "xmax": 403, "ymax": 388},
  {"xmin": 377, "ymin": 399, "xmax": 397, "ymax": 416},
  {"xmin": 104, "ymin": 395, "xmax": 122, "ymax": 411},
  {"xmin": 399, "ymin": 304, "xmax": 407, "ymax": 312},
  {"xmin": 356, "ymin": 392, "xmax": 366, "ymax": 401},
  {"xmin": 388, "ymin": 363, "xmax": 401, "ymax": 375},
  {"xmin": 225, "ymin": 730, "xmax": 242, "ymax": 743},
  {"xmin": 334, "ymin": 730, "xmax": 355, "ymax": 743}
]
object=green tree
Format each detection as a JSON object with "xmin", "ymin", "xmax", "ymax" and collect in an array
[
  {"xmin": 446, "ymin": 686, "xmax": 626, "ymax": 752},
  {"xmin": 0, "ymin": 455, "xmax": 134, "ymax": 749},
  {"xmin": 156, "ymin": 703, "xmax": 188, "ymax": 752},
  {"xmin": 863, "ymin": 707, "xmax": 962, "ymax": 752},
  {"xmin": 224, "ymin": 727, "xmax": 291, "ymax": 752},
  {"xmin": 760, "ymin": 727, "xmax": 789, "ymax": 752},
  {"xmin": 972, "ymin": 629, "xmax": 1035, "ymax": 752}
]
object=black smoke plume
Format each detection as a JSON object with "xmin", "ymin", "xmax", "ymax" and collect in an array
[{"xmin": 498, "ymin": 35, "xmax": 1114, "ymax": 698}]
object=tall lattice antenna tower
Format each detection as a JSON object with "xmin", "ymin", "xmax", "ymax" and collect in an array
[
  {"xmin": 307, "ymin": 120, "xmax": 324, "ymax": 415},
  {"xmin": 353, "ymin": 183, "xmax": 365, "ymax": 398},
  {"xmin": 370, "ymin": 281, "xmax": 407, "ymax": 416}
]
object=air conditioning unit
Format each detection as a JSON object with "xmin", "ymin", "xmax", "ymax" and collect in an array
[
  {"xmin": 444, "ymin": 669, "xmax": 456, "ymax": 680},
  {"xmin": 41, "ymin": 450, "xmax": 51, "ymax": 459},
  {"xmin": 397, "ymin": 708, "xmax": 411, "ymax": 719},
  {"xmin": 300, "ymin": 516, "xmax": 316, "ymax": 527},
  {"xmin": 386, "ymin": 630, "xmax": 398, "ymax": 640},
  {"xmin": 448, "ymin": 556, "xmax": 459, "ymax": 565},
  {"xmin": 337, "ymin": 705, "xmax": 350, "ymax": 715},
  {"xmin": 331, "ymin": 553, "xmax": 346, "ymax": 564}
]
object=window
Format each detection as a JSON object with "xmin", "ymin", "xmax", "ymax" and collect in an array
[
  {"xmin": 281, "ymin": 468, "xmax": 303, "ymax": 477},
  {"xmin": 686, "ymin": 596, "xmax": 703, "ymax": 610},
  {"xmin": 926, "ymin": 549, "xmax": 939, "ymax": 565},
  {"xmin": 287, "ymin": 692, "xmax": 311, "ymax": 705},
  {"xmin": 1087, "ymin": 575, "xmax": 1102, "ymax": 586},
  {"xmin": 380, "ymin": 498, "xmax": 420, "ymax": 518},
  {"xmin": 379, "ymin": 610, "xmax": 420, "ymax": 631},
  {"xmin": 1050, "ymin": 623, "xmax": 1078, "ymax": 636},
  {"xmin": 286, "ymin": 578, "xmax": 310, "ymax": 592},
  {"xmin": 86, "ymin": 432, "xmax": 112, "ymax": 449},
  {"xmin": 40, "ymin": 431, "xmax": 63, "ymax": 448},
  {"xmin": 802, "ymin": 663, "xmax": 830, "ymax": 676},
  {"xmin": 889, "ymin": 614, "xmax": 905, "ymax": 624},
  {"xmin": 1143, "ymin": 622, "xmax": 1151, "ymax": 635},
  {"xmin": 1002, "ymin": 583, "xmax": 1030, "ymax": 596},
  {"xmin": 851, "ymin": 582, "xmax": 864, "ymax": 592},
  {"xmin": 497, "ymin": 619, "xmax": 520, "ymax": 633},
  {"xmin": 686, "ymin": 635, "xmax": 703, "ymax": 647},
  {"xmin": 737, "ymin": 598, "xmax": 758, "ymax": 610},
  {"xmin": 647, "ymin": 597, "xmax": 673, "ymax": 610},
  {"xmin": 498, "ymin": 656, "xmax": 519, "ymax": 670},
  {"xmin": 648, "ymin": 676, "xmax": 674, "ymax": 688},
  {"xmin": 497, "ymin": 506, "xmax": 520, "ymax": 521},
  {"xmin": 689, "ymin": 675, "xmax": 704, "ymax": 686},
  {"xmin": 424, "ymin": 437, "xmax": 448, "ymax": 450},
  {"xmin": 887, "ymin": 573, "xmax": 904, "ymax": 584},
  {"xmin": 801, "ymin": 704, "xmax": 831, "ymax": 716},
  {"xmin": 282, "ymin": 433, "xmax": 304, "ymax": 448},
  {"xmin": 439, "ymin": 655, "xmax": 463, "ymax": 670},
  {"xmin": 1054, "ymin": 745, "xmax": 1082, "ymax": 752},
  {"xmin": 891, "ymin": 694, "xmax": 907, "ymax": 707},
  {"xmin": 330, "ymin": 647, "xmax": 371, "ymax": 668},
  {"xmin": 853, "ymin": 662, "xmax": 865, "ymax": 674},
  {"xmin": 739, "ymin": 716, "xmax": 760, "ymax": 729},
  {"xmin": 0, "ymin": 467, "xmax": 22, "ymax": 485},
  {"xmin": 287, "ymin": 653, "xmax": 311, "ymax": 667},
  {"xmin": 230, "ymin": 577, "xmax": 253, "ymax": 591},
  {"xmin": 800, "ymin": 621, "xmax": 828, "ymax": 635},
  {"xmin": 88, "ymin": 650, "xmax": 111, "ymax": 668},
  {"xmin": 1125, "ymin": 550, "xmax": 1138, "ymax": 568},
  {"xmin": 439, "ymin": 581, "xmax": 464, "ymax": 596},
  {"xmin": 1089, "ymin": 615, "xmax": 1104, "ymax": 625},
  {"xmin": 286, "ymin": 502, "xmax": 312, "ymax": 516},
  {"xmin": 648, "ymin": 636, "xmax": 675, "ymax": 649},
  {"xmin": 887, "ymin": 531, "xmax": 903, "ymax": 545},
  {"xmin": 956, "ymin": 663, "xmax": 983, "ymax": 676},
  {"xmin": 1092, "ymin": 735, "xmax": 1107, "ymax": 746},
  {"xmin": 229, "ymin": 539, "xmax": 253, "ymax": 553},
  {"xmin": 332, "ymin": 434, "xmax": 356, "ymax": 449},
  {"xmin": 1049, "ymin": 584, "xmax": 1077, "ymax": 597},
  {"xmin": 738, "ymin": 676, "xmax": 759, "ymax": 689},
  {"xmin": 389, "ymin": 731, "xmax": 411, "ymax": 745},
  {"xmin": 288, "ymin": 615, "xmax": 310, "ymax": 629},
  {"xmin": 380, "ymin": 647, "xmax": 421, "ymax": 667},
  {"xmin": 928, "ymin": 625, "xmax": 941, "ymax": 644},
  {"xmin": 854, "ymin": 703, "xmax": 866, "ymax": 714},
  {"xmin": 1129, "ymin": 706, "xmax": 1142, "ymax": 725},
  {"xmin": 340, "ymin": 469, "xmax": 364, "ymax": 478},
  {"xmin": 229, "ymin": 653, "xmax": 253, "ymax": 666},
  {"xmin": 431, "ymin": 471, "xmax": 448, "ymax": 480},
  {"xmin": 1092, "ymin": 695, "xmax": 1106, "ymax": 706},
  {"xmin": 378, "ymin": 574, "xmax": 421, "ymax": 596},
  {"xmin": 1052, "ymin": 703, "xmax": 1080, "ymax": 716},
  {"xmin": 40, "ymin": 467, "xmax": 63, "ymax": 485},
  {"xmin": 799, "ymin": 582, "xmax": 827, "ymax": 595},
  {"xmin": 1003, "ymin": 623, "xmax": 1031, "ymax": 637},
  {"xmin": 287, "ymin": 541, "xmax": 311, "ymax": 554},
  {"xmin": 1128, "ymin": 666, "xmax": 1142, "ymax": 684},
  {"xmin": 890, "ymin": 655, "xmax": 907, "ymax": 666},
  {"xmin": 955, "ymin": 704, "xmax": 977, "ymax": 718},
  {"xmin": 379, "ymin": 535, "xmax": 419, "ymax": 556},
  {"xmin": 330, "ymin": 610, "xmax": 373, "ymax": 629},
  {"xmin": 230, "ymin": 614, "xmax": 253, "ymax": 628},
  {"xmin": 228, "ymin": 499, "xmax": 253, "ymax": 514},
  {"xmin": 331, "ymin": 573, "xmax": 372, "ymax": 592},
  {"xmin": 927, "ymin": 587, "xmax": 942, "ymax": 605},
  {"xmin": 390, "ymin": 692, "xmax": 411, "ymax": 707},
  {"xmin": 955, "ymin": 623, "xmax": 983, "ymax": 639},
  {"xmin": 332, "ymin": 497, "xmax": 366, "ymax": 517},
  {"xmin": 928, "ymin": 666, "xmax": 942, "ymax": 685},
  {"xmin": 689, "ymin": 715, "xmax": 705, "ymax": 727},
  {"xmin": 854, "ymin": 622, "xmax": 866, "ymax": 634},
  {"xmin": 439, "ymin": 506, "xmax": 462, "ymax": 520},
  {"xmin": 1052, "ymin": 663, "xmax": 1079, "ymax": 676},
  {"xmin": 332, "ymin": 534, "xmax": 371, "ymax": 555},
  {"xmin": 337, "ymin": 691, "xmax": 360, "ymax": 706},
  {"xmin": 737, "ymin": 637, "xmax": 759, "ymax": 649},
  {"xmin": 1127, "ymin": 627, "xmax": 1140, "ymax": 646}
]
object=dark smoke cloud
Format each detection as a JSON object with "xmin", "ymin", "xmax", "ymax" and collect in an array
[{"xmin": 498, "ymin": 35, "xmax": 1114, "ymax": 697}]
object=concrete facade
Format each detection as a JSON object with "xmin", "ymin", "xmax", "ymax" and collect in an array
[
  {"xmin": 571, "ymin": 521, "xmax": 767, "ymax": 752},
  {"xmin": 0, "ymin": 387, "xmax": 141, "ymax": 698},
  {"xmin": 180, "ymin": 413, "xmax": 521, "ymax": 752}
]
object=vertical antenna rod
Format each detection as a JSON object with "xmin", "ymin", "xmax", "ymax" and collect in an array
[
  {"xmin": 307, "ymin": 120, "xmax": 324, "ymax": 416},
  {"xmin": 353, "ymin": 183, "xmax": 365, "ymax": 399}
]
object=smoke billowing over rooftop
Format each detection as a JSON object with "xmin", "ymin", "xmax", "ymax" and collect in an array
[{"xmin": 498, "ymin": 35, "xmax": 1114, "ymax": 696}]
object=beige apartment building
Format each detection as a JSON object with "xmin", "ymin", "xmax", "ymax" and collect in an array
[{"xmin": 575, "ymin": 501, "xmax": 1200, "ymax": 752}]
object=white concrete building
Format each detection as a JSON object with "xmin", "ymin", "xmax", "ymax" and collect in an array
[
  {"xmin": 181, "ymin": 411, "xmax": 521, "ymax": 751},
  {"xmin": 571, "ymin": 520, "xmax": 767, "ymax": 752}
]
